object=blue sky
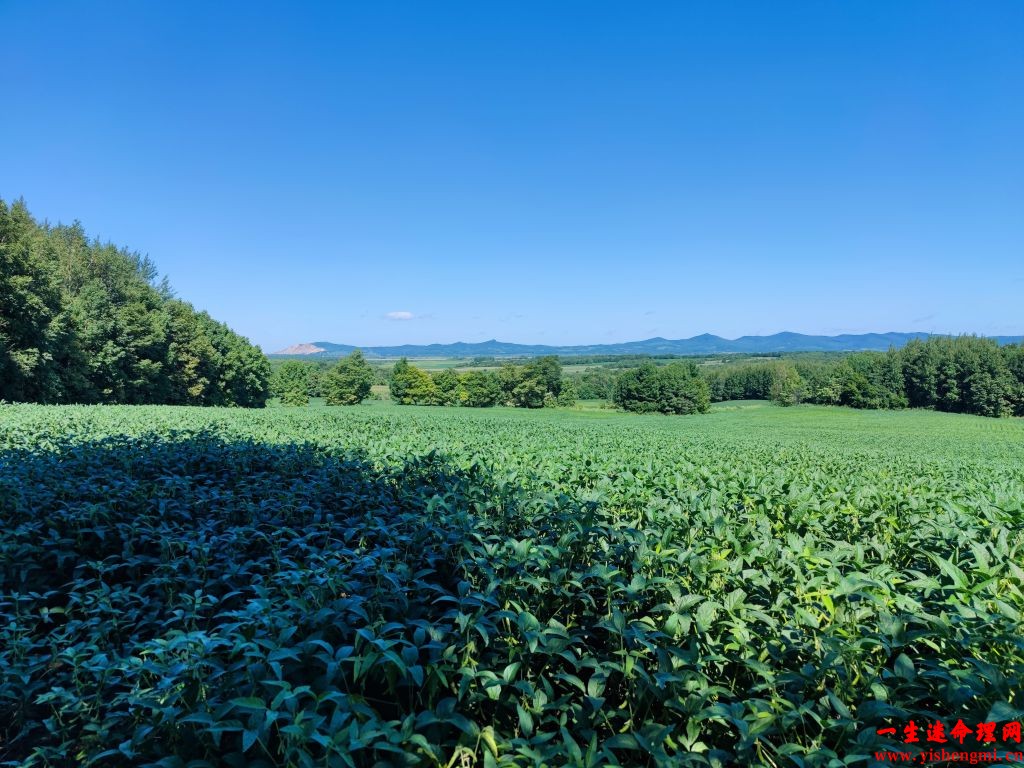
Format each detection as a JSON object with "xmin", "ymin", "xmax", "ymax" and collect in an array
[{"xmin": 2, "ymin": 1, "xmax": 1022, "ymax": 351}]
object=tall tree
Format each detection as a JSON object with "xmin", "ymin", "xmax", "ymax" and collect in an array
[
  {"xmin": 461, "ymin": 370, "xmax": 500, "ymax": 407},
  {"xmin": 523, "ymin": 356, "xmax": 563, "ymax": 397},
  {"xmin": 164, "ymin": 300, "xmax": 219, "ymax": 404},
  {"xmin": 389, "ymin": 358, "xmax": 413, "ymax": 403},
  {"xmin": 0, "ymin": 199, "xmax": 61, "ymax": 402},
  {"xmin": 613, "ymin": 362, "xmax": 664, "ymax": 414},
  {"xmin": 769, "ymin": 363, "xmax": 804, "ymax": 406},
  {"xmin": 390, "ymin": 359, "xmax": 439, "ymax": 405},
  {"xmin": 272, "ymin": 360, "xmax": 311, "ymax": 406},
  {"xmin": 323, "ymin": 350, "xmax": 374, "ymax": 405},
  {"xmin": 432, "ymin": 369, "xmax": 464, "ymax": 405}
]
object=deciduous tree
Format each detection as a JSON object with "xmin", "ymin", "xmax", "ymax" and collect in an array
[{"xmin": 323, "ymin": 350, "xmax": 374, "ymax": 405}]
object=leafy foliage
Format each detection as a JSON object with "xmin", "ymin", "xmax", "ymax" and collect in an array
[
  {"xmin": 2, "ymin": 402, "xmax": 1023, "ymax": 766},
  {"xmin": 705, "ymin": 336, "xmax": 1024, "ymax": 417},
  {"xmin": 432, "ymin": 369, "xmax": 464, "ymax": 406},
  {"xmin": 461, "ymin": 370, "xmax": 502, "ymax": 408},
  {"xmin": 568, "ymin": 368, "xmax": 617, "ymax": 400},
  {"xmin": 0, "ymin": 198, "xmax": 270, "ymax": 406},
  {"xmin": 323, "ymin": 350, "xmax": 374, "ymax": 405},
  {"xmin": 390, "ymin": 357, "xmax": 570, "ymax": 409},
  {"xmin": 614, "ymin": 361, "xmax": 710, "ymax": 415},
  {"xmin": 390, "ymin": 358, "xmax": 440, "ymax": 405},
  {"xmin": 271, "ymin": 360, "xmax": 311, "ymax": 406},
  {"xmin": 769, "ymin": 362, "xmax": 804, "ymax": 406}
]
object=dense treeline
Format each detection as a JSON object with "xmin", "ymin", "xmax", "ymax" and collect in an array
[
  {"xmin": 614, "ymin": 361, "xmax": 711, "ymax": 414},
  {"xmin": 569, "ymin": 367, "xmax": 618, "ymax": 400},
  {"xmin": 272, "ymin": 338, "xmax": 1024, "ymax": 418},
  {"xmin": 271, "ymin": 351, "xmax": 376, "ymax": 406},
  {"xmin": 704, "ymin": 362, "xmax": 778, "ymax": 402},
  {"xmin": 271, "ymin": 356, "xmax": 578, "ymax": 408},
  {"xmin": 268, "ymin": 357, "xmax": 390, "ymax": 402},
  {"xmin": 392, "ymin": 356, "xmax": 576, "ymax": 408},
  {"xmin": 705, "ymin": 336, "xmax": 1024, "ymax": 417},
  {"xmin": 456, "ymin": 353, "xmax": 699, "ymax": 369},
  {"xmin": 0, "ymin": 198, "xmax": 270, "ymax": 406}
]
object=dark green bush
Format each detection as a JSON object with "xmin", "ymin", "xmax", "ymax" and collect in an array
[{"xmin": 614, "ymin": 361, "xmax": 710, "ymax": 414}]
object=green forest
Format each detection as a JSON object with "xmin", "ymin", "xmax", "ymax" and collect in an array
[
  {"xmin": 0, "ymin": 198, "xmax": 269, "ymax": 406},
  {"xmin": 273, "ymin": 356, "xmax": 581, "ymax": 409},
  {"xmin": 703, "ymin": 337, "xmax": 1024, "ymax": 416}
]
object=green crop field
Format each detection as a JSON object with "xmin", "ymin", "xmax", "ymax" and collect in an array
[{"xmin": 2, "ymin": 402, "xmax": 1023, "ymax": 767}]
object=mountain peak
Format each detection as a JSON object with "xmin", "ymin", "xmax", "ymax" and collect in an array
[
  {"xmin": 268, "ymin": 332, "xmax": 1022, "ymax": 359},
  {"xmin": 274, "ymin": 343, "xmax": 326, "ymax": 355}
]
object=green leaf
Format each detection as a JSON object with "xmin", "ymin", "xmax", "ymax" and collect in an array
[
  {"xmin": 893, "ymin": 654, "xmax": 915, "ymax": 681},
  {"xmin": 986, "ymin": 701, "xmax": 1024, "ymax": 722},
  {"xmin": 242, "ymin": 729, "xmax": 259, "ymax": 752}
]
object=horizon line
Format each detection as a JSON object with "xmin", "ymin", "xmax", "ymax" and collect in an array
[{"xmin": 271, "ymin": 329, "xmax": 1023, "ymax": 354}]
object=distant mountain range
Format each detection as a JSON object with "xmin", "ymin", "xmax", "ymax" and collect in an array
[{"xmin": 272, "ymin": 332, "xmax": 1023, "ymax": 359}]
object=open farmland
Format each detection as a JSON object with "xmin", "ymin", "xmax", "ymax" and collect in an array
[{"xmin": 1, "ymin": 402, "xmax": 1023, "ymax": 766}]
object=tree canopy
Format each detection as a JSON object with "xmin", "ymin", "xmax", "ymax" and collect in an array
[
  {"xmin": 614, "ymin": 361, "xmax": 710, "ymax": 415},
  {"xmin": 388, "ymin": 356, "xmax": 572, "ymax": 409},
  {"xmin": 704, "ymin": 336, "xmax": 1024, "ymax": 417},
  {"xmin": 323, "ymin": 350, "xmax": 374, "ymax": 405},
  {"xmin": 272, "ymin": 361, "xmax": 311, "ymax": 406},
  {"xmin": 0, "ymin": 198, "xmax": 270, "ymax": 406}
]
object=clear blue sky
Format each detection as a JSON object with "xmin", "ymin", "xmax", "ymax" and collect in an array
[{"xmin": 2, "ymin": 1, "xmax": 1021, "ymax": 351}]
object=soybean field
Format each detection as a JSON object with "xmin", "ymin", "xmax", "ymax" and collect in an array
[{"xmin": 1, "ymin": 402, "xmax": 1022, "ymax": 766}]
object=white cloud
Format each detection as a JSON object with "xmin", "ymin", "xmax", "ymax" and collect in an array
[{"xmin": 385, "ymin": 311, "xmax": 415, "ymax": 321}]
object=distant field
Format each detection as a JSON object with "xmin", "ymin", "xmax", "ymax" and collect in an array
[
  {"xmin": 2, "ymin": 402, "xmax": 1022, "ymax": 765},
  {"xmin": 385, "ymin": 357, "xmax": 474, "ymax": 371},
  {"xmin": 352, "ymin": 353, "xmax": 806, "ymax": 375}
]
